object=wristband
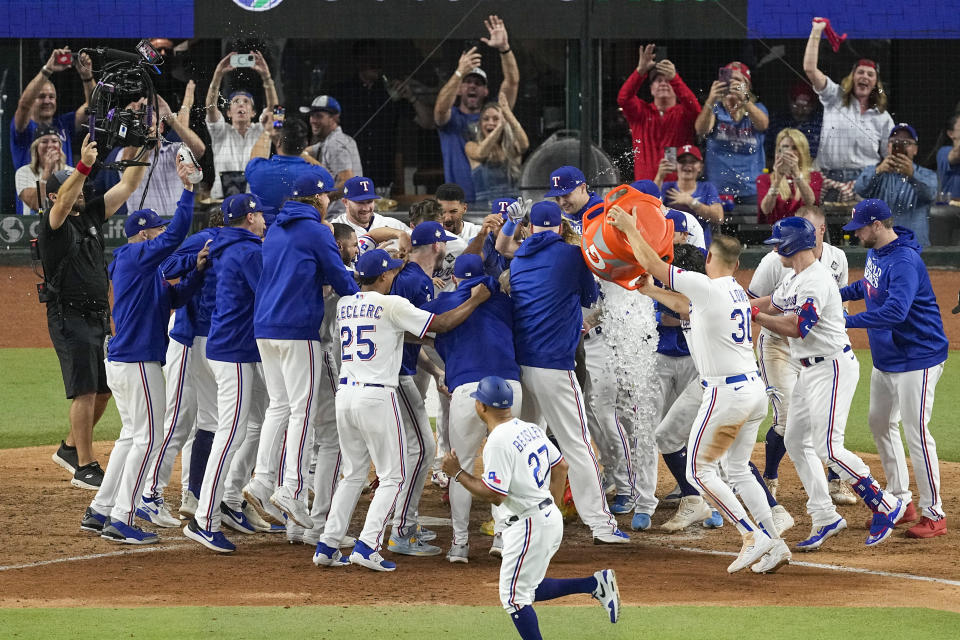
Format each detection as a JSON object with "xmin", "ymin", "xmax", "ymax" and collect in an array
[
  {"xmin": 500, "ymin": 48, "xmax": 511, "ymax": 54},
  {"xmin": 501, "ymin": 219, "xmax": 517, "ymax": 237},
  {"xmin": 454, "ymin": 70, "xmax": 463, "ymax": 78},
  {"xmin": 41, "ymin": 66, "xmax": 53, "ymax": 78},
  {"xmin": 76, "ymin": 161, "xmax": 93, "ymax": 177},
  {"xmin": 751, "ymin": 306, "xmax": 760, "ymax": 322},
  {"xmin": 454, "ymin": 469, "xmax": 465, "ymax": 483}
]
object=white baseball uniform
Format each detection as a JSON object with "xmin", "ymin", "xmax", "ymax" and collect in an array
[
  {"xmin": 319, "ymin": 291, "xmax": 434, "ymax": 553},
  {"xmin": 331, "ymin": 212, "xmax": 409, "ymax": 237},
  {"xmin": 652, "ymin": 316, "xmax": 701, "ymax": 455},
  {"xmin": 481, "ymin": 418, "xmax": 564, "ymax": 613}
]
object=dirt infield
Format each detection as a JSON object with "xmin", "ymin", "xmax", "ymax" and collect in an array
[
  {"xmin": 1, "ymin": 444, "xmax": 958, "ymax": 611},
  {"xmin": 3, "ymin": 266, "xmax": 959, "ymax": 350}
]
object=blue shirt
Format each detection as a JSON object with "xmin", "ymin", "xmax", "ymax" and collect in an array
[
  {"xmin": 661, "ymin": 180, "xmax": 721, "ymax": 247},
  {"xmin": 390, "ymin": 261, "xmax": 435, "ymax": 375},
  {"xmin": 656, "ymin": 323, "xmax": 690, "ymax": 358},
  {"xmin": 437, "ymin": 107, "xmax": 480, "ymax": 202},
  {"xmin": 421, "ymin": 275, "xmax": 519, "ymax": 391},
  {"xmin": 840, "ymin": 227, "xmax": 948, "ymax": 373},
  {"xmin": 936, "ymin": 146, "xmax": 960, "ymax": 197},
  {"xmin": 704, "ymin": 103, "xmax": 768, "ymax": 199},
  {"xmin": 160, "ymin": 228, "xmax": 221, "ymax": 346},
  {"xmin": 206, "ymin": 226, "xmax": 263, "ymax": 363},
  {"xmin": 566, "ymin": 192, "xmax": 603, "ymax": 235},
  {"xmin": 482, "ymin": 231, "xmax": 508, "ymax": 279},
  {"xmin": 245, "ymin": 155, "xmax": 314, "ymax": 213},
  {"xmin": 854, "ymin": 163, "xmax": 937, "ymax": 247}
]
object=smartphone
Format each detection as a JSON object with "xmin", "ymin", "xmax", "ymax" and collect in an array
[
  {"xmin": 664, "ymin": 147, "xmax": 677, "ymax": 165},
  {"xmin": 56, "ymin": 52, "xmax": 73, "ymax": 66},
  {"xmin": 136, "ymin": 39, "xmax": 163, "ymax": 65},
  {"xmin": 656, "ymin": 46, "xmax": 668, "ymax": 61},
  {"xmin": 272, "ymin": 105, "xmax": 285, "ymax": 129},
  {"xmin": 892, "ymin": 139, "xmax": 908, "ymax": 155},
  {"xmin": 718, "ymin": 67, "xmax": 733, "ymax": 84},
  {"xmin": 231, "ymin": 53, "xmax": 256, "ymax": 68}
]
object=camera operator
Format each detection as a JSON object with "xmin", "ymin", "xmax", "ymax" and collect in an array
[{"xmin": 41, "ymin": 134, "xmax": 149, "ymax": 490}]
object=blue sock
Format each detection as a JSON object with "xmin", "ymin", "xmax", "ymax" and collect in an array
[
  {"xmin": 749, "ymin": 462, "xmax": 778, "ymax": 508},
  {"xmin": 510, "ymin": 606, "xmax": 542, "ymax": 640},
  {"xmin": 826, "ymin": 468, "xmax": 840, "ymax": 482},
  {"xmin": 851, "ymin": 476, "xmax": 885, "ymax": 511},
  {"xmin": 534, "ymin": 576, "xmax": 597, "ymax": 601},
  {"xmin": 188, "ymin": 429, "xmax": 214, "ymax": 498},
  {"xmin": 662, "ymin": 449, "xmax": 699, "ymax": 497},
  {"xmin": 764, "ymin": 428, "xmax": 786, "ymax": 479}
]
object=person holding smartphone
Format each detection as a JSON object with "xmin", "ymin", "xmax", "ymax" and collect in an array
[
  {"xmin": 757, "ymin": 128, "xmax": 822, "ymax": 223},
  {"xmin": 854, "ymin": 124, "xmax": 937, "ymax": 247}
]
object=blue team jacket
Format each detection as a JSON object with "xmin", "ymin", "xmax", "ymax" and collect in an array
[
  {"xmin": 510, "ymin": 232, "xmax": 599, "ymax": 370},
  {"xmin": 422, "ymin": 275, "xmax": 520, "ymax": 392},
  {"xmin": 391, "ymin": 261, "xmax": 435, "ymax": 376},
  {"xmin": 254, "ymin": 201, "xmax": 358, "ymax": 341},
  {"xmin": 245, "ymin": 155, "xmax": 313, "ymax": 212},
  {"xmin": 206, "ymin": 226, "xmax": 263, "ymax": 363},
  {"xmin": 161, "ymin": 227, "xmax": 220, "ymax": 346},
  {"xmin": 107, "ymin": 191, "xmax": 204, "ymax": 364},
  {"xmin": 840, "ymin": 227, "xmax": 948, "ymax": 372}
]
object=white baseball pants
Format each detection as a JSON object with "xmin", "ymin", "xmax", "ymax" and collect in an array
[
  {"xmin": 143, "ymin": 338, "xmax": 195, "ymax": 500},
  {"xmin": 392, "ymin": 375, "xmax": 435, "ymax": 537},
  {"xmin": 653, "ymin": 352, "xmax": 698, "ymax": 421},
  {"xmin": 321, "ymin": 384, "xmax": 408, "ymax": 552},
  {"xmin": 654, "ymin": 377, "xmax": 702, "ymax": 454},
  {"xmin": 91, "ymin": 361, "xmax": 165, "ymax": 526},
  {"xmin": 307, "ymin": 348, "xmax": 342, "ymax": 529},
  {"xmin": 868, "ymin": 364, "xmax": 945, "ymax": 520},
  {"xmin": 756, "ymin": 331, "xmax": 800, "ymax": 436},
  {"xmin": 178, "ymin": 335, "xmax": 219, "ymax": 490},
  {"xmin": 448, "ymin": 379, "xmax": 522, "ymax": 545},
  {"xmin": 519, "ymin": 365, "xmax": 618, "ymax": 536},
  {"xmin": 499, "ymin": 504, "xmax": 563, "ymax": 613}
]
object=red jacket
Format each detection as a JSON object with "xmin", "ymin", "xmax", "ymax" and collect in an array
[
  {"xmin": 756, "ymin": 171, "xmax": 823, "ymax": 223},
  {"xmin": 617, "ymin": 71, "xmax": 700, "ymax": 181}
]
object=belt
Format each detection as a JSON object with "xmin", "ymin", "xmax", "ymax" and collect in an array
[
  {"xmin": 506, "ymin": 498, "xmax": 553, "ymax": 524},
  {"xmin": 701, "ymin": 370, "xmax": 761, "ymax": 388},
  {"xmin": 339, "ymin": 377, "xmax": 384, "ymax": 388},
  {"xmin": 800, "ymin": 345, "xmax": 851, "ymax": 368},
  {"xmin": 583, "ymin": 325, "xmax": 603, "ymax": 341}
]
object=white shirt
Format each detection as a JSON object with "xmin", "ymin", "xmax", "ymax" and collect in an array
[
  {"xmin": 482, "ymin": 418, "xmax": 563, "ymax": 520},
  {"xmin": 331, "ymin": 212, "xmax": 409, "ymax": 237},
  {"xmin": 206, "ymin": 118, "xmax": 264, "ymax": 199},
  {"xmin": 436, "ymin": 236, "xmax": 468, "ymax": 292},
  {"xmin": 771, "ymin": 260, "xmax": 850, "ymax": 360},
  {"xmin": 668, "ymin": 265, "xmax": 757, "ymax": 378},
  {"xmin": 456, "ymin": 220, "xmax": 483, "ymax": 244},
  {"xmin": 15, "ymin": 163, "xmax": 72, "ymax": 215},
  {"xmin": 336, "ymin": 290, "xmax": 434, "ymax": 387},
  {"xmin": 815, "ymin": 77, "xmax": 894, "ymax": 172},
  {"xmin": 125, "ymin": 142, "xmax": 181, "ymax": 216}
]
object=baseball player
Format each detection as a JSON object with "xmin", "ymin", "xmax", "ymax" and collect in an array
[
  {"xmin": 330, "ymin": 176, "xmax": 409, "ymax": 235},
  {"xmin": 748, "ymin": 206, "xmax": 856, "ymax": 506},
  {"xmin": 609, "ymin": 205, "xmax": 788, "ymax": 573},
  {"xmin": 754, "ymin": 217, "xmax": 905, "ymax": 549},
  {"xmin": 840, "ymin": 199, "xmax": 950, "ymax": 538},
  {"xmin": 441, "ymin": 376, "xmax": 621, "ymax": 639},
  {"xmin": 420, "ymin": 253, "xmax": 522, "ymax": 562},
  {"xmin": 82, "ymin": 167, "xmax": 208, "ymax": 543},
  {"xmin": 437, "ymin": 183, "xmax": 483, "ymax": 242},
  {"xmin": 243, "ymin": 167, "xmax": 358, "ymax": 532},
  {"xmin": 183, "ymin": 194, "xmax": 269, "ymax": 553},
  {"xmin": 495, "ymin": 200, "xmax": 627, "ymax": 544},
  {"xmin": 545, "ymin": 166, "xmax": 603, "ymax": 234},
  {"xmin": 312, "ymin": 249, "xmax": 491, "ymax": 571}
]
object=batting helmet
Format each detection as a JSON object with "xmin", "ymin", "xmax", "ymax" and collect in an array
[
  {"xmin": 469, "ymin": 376, "xmax": 514, "ymax": 409},
  {"xmin": 764, "ymin": 216, "xmax": 816, "ymax": 256}
]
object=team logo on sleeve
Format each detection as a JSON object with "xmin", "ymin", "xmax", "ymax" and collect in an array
[
  {"xmin": 797, "ymin": 297, "xmax": 820, "ymax": 337},
  {"xmin": 487, "ymin": 471, "xmax": 501, "ymax": 485}
]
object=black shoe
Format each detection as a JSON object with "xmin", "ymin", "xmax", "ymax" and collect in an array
[
  {"xmin": 72, "ymin": 461, "xmax": 105, "ymax": 490},
  {"xmin": 52, "ymin": 440, "xmax": 78, "ymax": 474}
]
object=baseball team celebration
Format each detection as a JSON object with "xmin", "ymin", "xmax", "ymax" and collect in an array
[{"xmin": 1, "ymin": 1, "xmax": 959, "ymax": 638}]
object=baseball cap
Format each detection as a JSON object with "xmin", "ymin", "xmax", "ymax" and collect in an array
[
  {"xmin": 492, "ymin": 197, "xmax": 517, "ymax": 219},
  {"xmin": 299, "ymin": 95, "xmax": 342, "ymax": 115},
  {"xmin": 724, "ymin": 61, "xmax": 751, "ymax": 84},
  {"xmin": 665, "ymin": 209, "xmax": 688, "ymax": 234},
  {"xmin": 411, "ymin": 221, "xmax": 458, "ymax": 247},
  {"xmin": 630, "ymin": 180, "xmax": 662, "ymax": 199},
  {"xmin": 222, "ymin": 193, "xmax": 264, "ymax": 222},
  {"xmin": 544, "ymin": 166, "xmax": 586, "ymax": 197},
  {"xmin": 842, "ymin": 199, "xmax": 892, "ymax": 231},
  {"xmin": 33, "ymin": 123, "xmax": 60, "ymax": 141},
  {"xmin": 124, "ymin": 208, "xmax": 169, "ymax": 238},
  {"xmin": 890, "ymin": 123, "xmax": 918, "ymax": 141},
  {"xmin": 470, "ymin": 375, "xmax": 514, "ymax": 409},
  {"xmin": 343, "ymin": 176, "xmax": 380, "ymax": 202},
  {"xmin": 464, "ymin": 68, "xmax": 487, "ymax": 84},
  {"xmin": 530, "ymin": 201, "xmax": 562, "ymax": 227},
  {"xmin": 356, "ymin": 248, "xmax": 403, "ymax": 278},
  {"xmin": 291, "ymin": 166, "xmax": 336, "ymax": 197},
  {"xmin": 44, "ymin": 168, "xmax": 74, "ymax": 196},
  {"xmin": 677, "ymin": 144, "xmax": 703, "ymax": 162},
  {"xmin": 454, "ymin": 253, "xmax": 483, "ymax": 278}
]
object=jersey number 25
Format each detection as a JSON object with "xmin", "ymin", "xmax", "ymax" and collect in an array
[{"xmin": 341, "ymin": 325, "xmax": 376, "ymax": 361}]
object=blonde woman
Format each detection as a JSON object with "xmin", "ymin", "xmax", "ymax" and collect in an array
[
  {"xmin": 757, "ymin": 128, "xmax": 823, "ymax": 223},
  {"xmin": 15, "ymin": 124, "xmax": 69, "ymax": 214},
  {"xmin": 465, "ymin": 92, "xmax": 529, "ymax": 204}
]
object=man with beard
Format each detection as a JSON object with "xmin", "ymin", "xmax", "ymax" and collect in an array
[
  {"xmin": 330, "ymin": 176, "xmax": 409, "ymax": 235},
  {"xmin": 434, "ymin": 15, "xmax": 518, "ymax": 202},
  {"xmin": 301, "ymin": 95, "xmax": 363, "ymax": 216}
]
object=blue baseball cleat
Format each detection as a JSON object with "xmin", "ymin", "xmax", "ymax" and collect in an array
[
  {"xmin": 609, "ymin": 495, "xmax": 633, "ymax": 515},
  {"xmin": 630, "ymin": 512, "xmax": 652, "ymax": 531},
  {"xmin": 702, "ymin": 510, "xmax": 724, "ymax": 529},
  {"xmin": 101, "ymin": 518, "xmax": 159, "ymax": 545},
  {"xmin": 866, "ymin": 499, "xmax": 904, "ymax": 547},
  {"xmin": 796, "ymin": 517, "xmax": 847, "ymax": 551},
  {"xmin": 183, "ymin": 518, "xmax": 235, "ymax": 553},
  {"xmin": 350, "ymin": 540, "xmax": 397, "ymax": 571}
]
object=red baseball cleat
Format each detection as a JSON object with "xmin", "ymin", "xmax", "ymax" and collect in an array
[{"xmin": 905, "ymin": 516, "xmax": 947, "ymax": 539}]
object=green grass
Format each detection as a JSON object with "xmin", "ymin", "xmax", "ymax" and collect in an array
[
  {"xmin": 0, "ymin": 348, "xmax": 957, "ymax": 461},
  {"xmin": 0, "ymin": 606, "xmax": 957, "ymax": 639}
]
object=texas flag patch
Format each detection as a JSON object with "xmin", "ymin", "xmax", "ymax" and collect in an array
[{"xmin": 487, "ymin": 471, "xmax": 502, "ymax": 485}]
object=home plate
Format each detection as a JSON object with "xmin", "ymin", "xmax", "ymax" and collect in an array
[{"xmin": 418, "ymin": 516, "xmax": 453, "ymax": 527}]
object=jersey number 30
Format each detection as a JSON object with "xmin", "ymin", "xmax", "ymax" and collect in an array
[
  {"xmin": 527, "ymin": 444, "xmax": 550, "ymax": 488},
  {"xmin": 341, "ymin": 325, "xmax": 376, "ymax": 361},
  {"xmin": 730, "ymin": 308, "xmax": 752, "ymax": 344}
]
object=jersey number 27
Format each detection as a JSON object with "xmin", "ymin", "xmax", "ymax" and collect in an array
[
  {"xmin": 341, "ymin": 325, "xmax": 376, "ymax": 361},
  {"xmin": 527, "ymin": 444, "xmax": 549, "ymax": 488}
]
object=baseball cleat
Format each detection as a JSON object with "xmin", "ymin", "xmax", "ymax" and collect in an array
[
  {"xmin": 415, "ymin": 524, "xmax": 437, "ymax": 542},
  {"xmin": 52, "ymin": 440, "xmax": 78, "ymax": 474},
  {"xmin": 446, "ymin": 542, "xmax": 469, "ymax": 563},
  {"xmin": 764, "ymin": 477, "xmax": 779, "ymax": 500},
  {"xmin": 795, "ymin": 517, "xmax": 847, "ymax": 551},
  {"xmin": 388, "ymin": 531, "xmax": 442, "ymax": 557},
  {"xmin": 270, "ymin": 486, "xmax": 314, "ymax": 529},
  {"xmin": 630, "ymin": 512, "xmax": 652, "ymax": 531},
  {"xmin": 594, "ymin": 528, "xmax": 631, "ymax": 544},
  {"xmin": 905, "ymin": 516, "xmax": 947, "ymax": 539},
  {"xmin": 828, "ymin": 479, "xmax": 858, "ymax": 505},
  {"xmin": 242, "ymin": 502, "xmax": 275, "ymax": 533},
  {"xmin": 661, "ymin": 495, "xmax": 712, "ymax": 532},
  {"xmin": 771, "ymin": 504, "xmax": 795, "ymax": 536},
  {"xmin": 866, "ymin": 499, "xmax": 904, "ymax": 546},
  {"xmin": 609, "ymin": 494, "xmax": 634, "ymax": 515},
  {"xmin": 350, "ymin": 540, "xmax": 397, "ymax": 572},
  {"xmin": 702, "ymin": 510, "xmax": 724, "ymax": 529},
  {"xmin": 489, "ymin": 532, "xmax": 503, "ymax": 558},
  {"xmin": 179, "ymin": 489, "xmax": 198, "ymax": 520},
  {"xmin": 592, "ymin": 569, "xmax": 621, "ymax": 623},
  {"xmin": 183, "ymin": 518, "xmax": 235, "ymax": 553},
  {"xmin": 71, "ymin": 461, "xmax": 105, "ymax": 490},
  {"xmin": 313, "ymin": 541, "xmax": 349, "ymax": 567},
  {"xmin": 220, "ymin": 502, "xmax": 256, "ymax": 535},
  {"xmin": 242, "ymin": 481, "xmax": 285, "ymax": 526},
  {"xmin": 80, "ymin": 507, "xmax": 107, "ymax": 533},
  {"xmin": 137, "ymin": 495, "xmax": 181, "ymax": 528},
  {"xmin": 751, "ymin": 538, "xmax": 792, "ymax": 574},
  {"xmin": 101, "ymin": 518, "xmax": 159, "ymax": 545},
  {"xmin": 661, "ymin": 484, "xmax": 682, "ymax": 507},
  {"xmin": 728, "ymin": 531, "xmax": 774, "ymax": 573}
]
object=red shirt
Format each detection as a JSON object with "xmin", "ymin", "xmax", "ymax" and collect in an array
[
  {"xmin": 756, "ymin": 171, "xmax": 823, "ymax": 223},
  {"xmin": 617, "ymin": 71, "xmax": 700, "ymax": 181}
]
